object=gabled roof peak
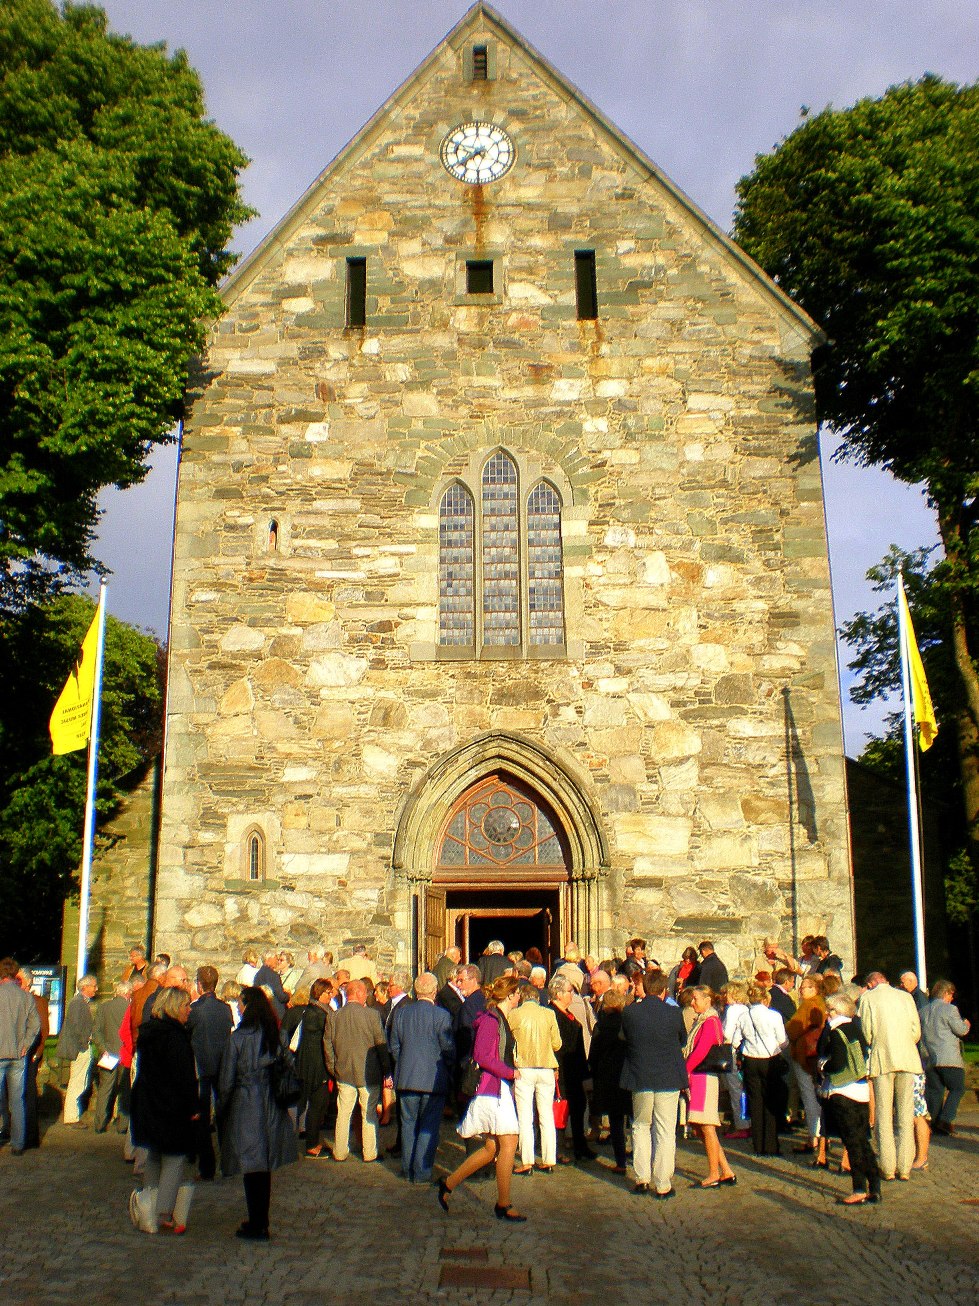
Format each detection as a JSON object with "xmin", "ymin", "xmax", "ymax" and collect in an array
[{"xmin": 221, "ymin": 4, "xmax": 819, "ymax": 341}]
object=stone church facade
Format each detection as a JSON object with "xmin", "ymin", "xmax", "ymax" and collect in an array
[{"xmin": 149, "ymin": 4, "xmax": 853, "ymax": 977}]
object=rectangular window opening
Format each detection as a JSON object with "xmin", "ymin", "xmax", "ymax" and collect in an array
[
  {"xmin": 574, "ymin": 249, "xmax": 598, "ymax": 320},
  {"xmin": 472, "ymin": 45, "xmax": 488, "ymax": 80},
  {"xmin": 466, "ymin": 259, "xmax": 494, "ymax": 296},
  {"xmin": 346, "ymin": 256, "xmax": 367, "ymax": 328}
]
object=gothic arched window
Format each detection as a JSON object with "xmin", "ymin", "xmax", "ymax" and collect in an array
[
  {"xmin": 527, "ymin": 480, "xmax": 565, "ymax": 647},
  {"xmin": 438, "ymin": 483, "xmax": 475, "ymax": 646},
  {"xmin": 245, "ymin": 829, "xmax": 265, "ymax": 882},
  {"xmin": 437, "ymin": 451, "xmax": 565, "ymax": 657}
]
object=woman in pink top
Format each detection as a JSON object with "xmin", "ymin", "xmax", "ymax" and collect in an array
[
  {"xmin": 437, "ymin": 975, "xmax": 527, "ymax": 1222},
  {"xmin": 685, "ymin": 986, "xmax": 736, "ymax": 1188}
]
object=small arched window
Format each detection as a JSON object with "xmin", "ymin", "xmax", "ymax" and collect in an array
[
  {"xmin": 267, "ymin": 519, "xmax": 279, "ymax": 552},
  {"xmin": 246, "ymin": 829, "xmax": 265, "ymax": 882}
]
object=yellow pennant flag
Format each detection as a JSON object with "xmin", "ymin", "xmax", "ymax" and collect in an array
[
  {"xmin": 49, "ymin": 596, "xmax": 103, "ymax": 755},
  {"xmin": 899, "ymin": 578, "xmax": 938, "ymax": 752}
]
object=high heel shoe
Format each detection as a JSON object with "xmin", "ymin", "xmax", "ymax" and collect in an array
[
  {"xmin": 494, "ymin": 1204, "xmax": 527, "ymax": 1222},
  {"xmin": 810, "ymin": 1159, "xmax": 829, "ymax": 1169},
  {"xmin": 437, "ymin": 1178, "xmax": 452, "ymax": 1213}
]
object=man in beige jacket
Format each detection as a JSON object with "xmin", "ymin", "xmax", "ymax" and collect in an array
[
  {"xmin": 857, "ymin": 972, "xmax": 922, "ymax": 1180},
  {"xmin": 508, "ymin": 987, "xmax": 562, "ymax": 1172}
]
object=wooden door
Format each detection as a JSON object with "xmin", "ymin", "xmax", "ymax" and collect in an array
[{"xmin": 424, "ymin": 885, "xmax": 447, "ymax": 970}]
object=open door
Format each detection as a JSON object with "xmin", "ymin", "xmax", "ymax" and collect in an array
[{"xmin": 424, "ymin": 884, "xmax": 446, "ymax": 970}]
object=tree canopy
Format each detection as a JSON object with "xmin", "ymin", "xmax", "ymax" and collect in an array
[
  {"xmin": 0, "ymin": 593, "xmax": 164, "ymax": 958},
  {"xmin": 0, "ymin": 0, "xmax": 253, "ymax": 610},
  {"xmin": 733, "ymin": 75, "xmax": 979, "ymax": 882}
]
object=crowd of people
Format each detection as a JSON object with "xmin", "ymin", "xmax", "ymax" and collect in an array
[{"xmin": 0, "ymin": 933, "xmax": 971, "ymax": 1235}]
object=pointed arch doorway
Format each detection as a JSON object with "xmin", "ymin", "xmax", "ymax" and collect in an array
[
  {"xmin": 394, "ymin": 732, "xmax": 610, "ymax": 973},
  {"xmin": 429, "ymin": 772, "xmax": 569, "ymax": 970}
]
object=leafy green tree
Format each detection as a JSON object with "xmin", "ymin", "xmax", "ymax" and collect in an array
[
  {"xmin": 0, "ymin": 0, "xmax": 253, "ymax": 610},
  {"xmin": 733, "ymin": 75, "xmax": 979, "ymax": 878},
  {"xmin": 0, "ymin": 593, "xmax": 164, "ymax": 958}
]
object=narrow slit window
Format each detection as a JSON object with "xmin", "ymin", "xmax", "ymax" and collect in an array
[
  {"xmin": 247, "ymin": 831, "xmax": 265, "ymax": 882},
  {"xmin": 438, "ymin": 483, "xmax": 475, "ymax": 647},
  {"xmin": 472, "ymin": 45, "xmax": 488, "ymax": 80},
  {"xmin": 574, "ymin": 249, "xmax": 598, "ymax": 320},
  {"xmin": 527, "ymin": 481, "xmax": 565, "ymax": 646},
  {"xmin": 482, "ymin": 452, "xmax": 520, "ymax": 646},
  {"xmin": 346, "ymin": 257, "xmax": 367, "ymax": 327},
  {"xmin": 466, "ymin": 259, "xmax": 494, "ymax": 295},
  {"xmin": 267, "ymin": 519, "xmax": 279, "ymax": 552}
]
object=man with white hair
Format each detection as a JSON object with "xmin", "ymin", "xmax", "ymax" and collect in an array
[
  {"xmin": 478, "ymin": 940, "xmax": 511, "ymax": 985},
  {"xmin": 898, "ymin": 970, "xmax": 927, "ymax": 1011},
  {"xmin": 56, "ymin": 974, "xmax": 98, "ymax": 1126},
  {"xmin": 297, "ymin": 948, "xmax": 334, "ymax": 994},
  {"xmin": 253, "ymin": 951, "xmax": 289, "ymax": 1018},
  {"xmin": 388, "ymin": 972, "xmax": 454, "ymax": 1183},
  {"xmin": 337, "ymin": 943, "xmax": 379, "ymax": 985}
]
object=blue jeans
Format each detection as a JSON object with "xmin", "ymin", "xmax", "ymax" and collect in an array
[
  {"xmin": 399, "ymin": 1090, "xmax": 445, "ymax": 1183},
  {"xmin": 0, "ymin": 1057, "xmax": 27, "ymax": 1150}
]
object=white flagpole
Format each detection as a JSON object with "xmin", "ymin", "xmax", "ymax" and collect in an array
[
  {"xmin": 75, "ymin": 583, "xmax": 108, "ymax": 985},
  {"xmin": 896, "ymin": 572, "xmax": 927, "ymax": 988}
]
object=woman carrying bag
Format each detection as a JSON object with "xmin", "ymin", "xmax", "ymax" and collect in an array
[
  {"xmin": 684, "ymin": 985, "xmax": 737, "ymax": 1188},
  {"xmin": 437, "ymin": 975, "xmax": 527, "ymax": 1222}
]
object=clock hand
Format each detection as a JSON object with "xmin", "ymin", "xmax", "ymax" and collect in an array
[{"xmin": 456, "ymin": 144, "xmax": 487, "ymax": 167}]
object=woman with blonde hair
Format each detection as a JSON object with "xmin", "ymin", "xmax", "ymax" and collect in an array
[
  {"xmin": 685, "ymin": 986, "xmax": 736, "ymax": 1187},
  {"xmin": 719, "ymin": 980, "xmax": 751, "ymax": 1139},
  {"xmin": 735, "ymin": 981, "xmax": 788, "ymax": 1156},
  {"xmin": 438, "ymin": 975, "xmax": 526, "ymax": 1221},
  {"xmin": 129, "ymin": 986, "xmax": 199, "ymax": 1234}
]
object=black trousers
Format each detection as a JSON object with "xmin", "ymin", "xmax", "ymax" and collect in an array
[
  {"xmin": 242, "ymin": 1170, "xmax": 272, "ymax": 1233},
  {"xmin": 196, "ymin": 1075, "xmax": 219, "ymax": 1179},
  {"xmin": 565, "ymin": 1078, "xmax": 588, "ymax": 1156},
  {"xmin": 743, "ymin": 1055, "xmax": 785, "ymax": 1155},
  {"xmin": 827, "ymin": 1095, "xmax": 880, "ymax": 1195},
  {"xmin": 304, "ymin": 1080, "xmax": 334, "ymax": 1150}
]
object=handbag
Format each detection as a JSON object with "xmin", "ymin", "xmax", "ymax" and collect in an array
[
  {"xmin": 270, "ymin": 1049, "xmax": 302, "ymax": 1108},
  {"xmin": 460, "ymin": 1059, "xmax": 481, "ymax": 1098},
  {"xmin": 553, "ymin": 1075, "xmax": 570, "ymax": 1130},
  {"xmin": 699, "ymin": 1041, "xmax": 735, "ymax": 1075}
]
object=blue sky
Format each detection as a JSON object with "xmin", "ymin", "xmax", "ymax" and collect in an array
[{"xmin": 90, "ymin": 0, "xmax": 972, "ymax": 753}]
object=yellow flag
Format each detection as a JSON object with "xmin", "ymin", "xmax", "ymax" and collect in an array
[
  {"xmin": 49, "ymin": 597, "xmax": 103, "ymax": 755},
  {"xmin": 899, "ymin": 579, "xmax": 938, "ymax": 752}
]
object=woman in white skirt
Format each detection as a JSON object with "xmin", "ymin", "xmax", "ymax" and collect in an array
[{"xmin": 438, "ymin": 975, "xmax": 527, "ymax": 1222}]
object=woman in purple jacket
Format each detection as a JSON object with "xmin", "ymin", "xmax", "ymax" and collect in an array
[{"xmin": 438, "ymin": 975, "xmax": 526, "ymax": 1222}]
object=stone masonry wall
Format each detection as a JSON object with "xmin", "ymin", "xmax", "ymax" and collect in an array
[{"xmin": 154, "ymin": 12, "xmax": 853, "ymax": 979}]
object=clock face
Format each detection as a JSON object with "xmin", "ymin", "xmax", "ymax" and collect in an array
[{"xmin": 440, "ymin": 121, "xmax": 515, "ymax": 185}]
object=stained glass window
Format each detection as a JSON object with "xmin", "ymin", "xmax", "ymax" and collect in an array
[
  {"xmin": 527, "ymin": 481, "xmax": 564, "ymax": 645},
  {"xmin": 438, "ymin": 483, "xmax": 475, "ymax": 646},
  {"xmin": 437, "ymin": 776, "xmax": 567, "ymax": 870},
  {"xmin": 482, "ymin": 452, "xmax": 520, "ymax": 646}
]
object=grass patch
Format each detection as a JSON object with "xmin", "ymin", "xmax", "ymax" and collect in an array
[{"xmin": 963, "ymin": 1043, "xmax": 979, "ymax": 1067}]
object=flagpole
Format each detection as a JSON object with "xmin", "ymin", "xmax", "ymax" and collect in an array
[
  {"xmin": 896, "ymin": 572, "xmax": 927, "ymax": 988},
  {"xmin": 75, "ymin": 583, "xmax": 108, "ymax": 985}
]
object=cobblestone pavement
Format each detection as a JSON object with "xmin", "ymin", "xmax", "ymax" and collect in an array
[{"xmin": 1, "ymin": 1101, "xmax": 977, "ymax": 1306}]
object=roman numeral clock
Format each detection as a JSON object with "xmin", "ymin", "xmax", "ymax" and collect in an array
[{"xmin": 440, "ymin": 121, "xmax": 515, "ymax": 184}]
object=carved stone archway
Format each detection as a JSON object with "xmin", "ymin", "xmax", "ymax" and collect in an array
[{"xmin": 393, "ymin": 733, "xmax": 609, "ymax": 963}]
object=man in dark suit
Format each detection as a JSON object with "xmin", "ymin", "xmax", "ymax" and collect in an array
[
  {"xmin": 437, "ymin": 966, "xmax": 465, "ymax": 1021},
  {"xmin": 478, "ymin": 941, "xmax": 511, "ymax": 984},
  {"xmin": 697, "ymin": 941, "xmax": 729, "ymax": 994},
  {"xmin": 253, "ymin": 951, "xmax": 289, "ymax": 1019},
  {"xmin": 388, "ymin": 972, "xmax": 454, "ymax": 1183},
  {"xmin": 620, "ymin": 971, "xmax": 689, "ymax": 1197},
  {"xmin": 188, "ymin": 964, "xmax": 233, "ymax": 1179},
  {"xmin": 433, "ymin": 946, "xmax": 461, "ymax": 990},
  {"xmin": 768, "ymin": 969, "xmax": 797, "ymax": 1025}
]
